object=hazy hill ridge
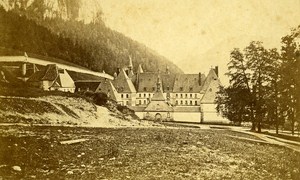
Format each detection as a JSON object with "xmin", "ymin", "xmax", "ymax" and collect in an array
[{"xmin": 0, "ymin": 0, "xmax": 183, "ymax": 75}]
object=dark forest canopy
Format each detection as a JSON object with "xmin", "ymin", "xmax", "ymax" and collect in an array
[{"xmin": 0, "ymin": 4, "xmax": 183, "ymax": 75}]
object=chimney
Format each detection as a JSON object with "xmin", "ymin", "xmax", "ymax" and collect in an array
[
  {"xmin": 117, "ymin": 68, "xmax": 121, "ymax": 75},
  {"xmin": 215, "ymin": 66, "xmax": 219, "ymax": 77},
  {"xmin": 198, "ymin": 72, "xmax": 202, "ymax": 86}
]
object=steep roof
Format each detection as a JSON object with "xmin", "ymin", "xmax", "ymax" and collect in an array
[
  {"xmin": 201, "ymin": 72, "xmax": 221, "ymax": 103},
  {"xmin": 137, "ymin": 64, "xmax": 144, "ymax": 73},
  {"xmin": 136, "ymin": 72, "xmax": 159, "ymax": 92},
  {"xmin": 128, "ymin": 106, "xmax": 146, "ymax": 112},
  {"xmin": 74, "ymin": 81, "xmax": 102, "ymax": 92},
  {"xmin": 96, "ymin": 80, "xmax": 121, "ymax": 102},
  {"xmin": 112, "ymin": 69, "xmax": 136, "ymax": 93},
  {"xmin": 173, "ymin": 74, "xmax": 205, "ymax": 93},
  {"xmin": 144, "ymin": 101, "xmax": 173, "ymax": 112},
  {"xmin": 56, "ymin": 69, "xmax": 75, "ymax": 88},
  {"xmin": 42, "ymin": 64, "xmax": 58, "ymax": 81},
  {"xmin": 27, "ymin": 64, "xmax": 58, "ymax": 82},
  {"xmin": 201, "ymin": 68, "xmax": 218, "ymax": 93},
  {"xmin": 161, "ymin": 74, "xmax": 176, "ymax": 92}
]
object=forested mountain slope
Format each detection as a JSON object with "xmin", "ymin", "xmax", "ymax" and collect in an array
[{"xmin": 0, "ymin": 0, "xmax": 183, "ymax": 75}]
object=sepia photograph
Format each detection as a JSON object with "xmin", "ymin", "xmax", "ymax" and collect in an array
[{"xmin": 0, "ymin": 0, "xmax": 299, "ymax": 179}]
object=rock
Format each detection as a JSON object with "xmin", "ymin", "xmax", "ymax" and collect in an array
[
  {"xmin": 77, "ymin": 155, "xmax": 81, "ymax": 158},
  {"xmin": 67, "ymin": 170, "xmax": 73, "ymax": 175},
  {"xmin": 109, "ymin": 157, "xmax": 116, "ymax": 161},
  {"xmin": 196, "ymin": 141, "xmax": 203, "ymax": 145},
  {"xmin": 81, "ymin": 164, "xmax": 86, "ymax": 168},
  {"xmin": 190, "ymin": 145, "xmax": 197, "ymax": 150},
  {"xmin": 12, "ymin": 166, "xmax": 21, "ymax": 172},
  {"xmin": 57, "ymin": 129, "xmax": 62, "ymax": 133},
  {"xmin": 81, "ymin": 152, "xmax": 85, "ymax": 156}
]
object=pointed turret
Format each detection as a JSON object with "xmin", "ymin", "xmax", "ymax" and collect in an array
[
  {"xmin": 151, "ymin": 75, "xmax": 165, "ymax": 101},
  {"xmin": 166, "ymin": 65, "xmax": 170, "ymax": 74},
  {"xmin": 137, "ymin": 64, "xmax": 144, "ymax": 74},
  {"xmin": 127, "ymin": 56, "xmax": 134, "ymax": 78},
  {"xmin": 128, "ymin": 56, "xmax": 133, "ymax": 70}
]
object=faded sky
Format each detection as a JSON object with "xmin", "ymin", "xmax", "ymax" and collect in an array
[{"xmin": 100, "ymin": 0, "xmax": 300, "ymax": 84}]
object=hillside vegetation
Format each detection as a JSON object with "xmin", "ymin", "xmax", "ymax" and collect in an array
[{"xmin": 0, "ymin": 1, "xmax": 183, "ymax": 75}]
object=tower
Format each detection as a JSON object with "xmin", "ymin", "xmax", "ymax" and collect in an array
[
  {"xmin": 156, "ymin": 75, "xmax": 162, "ymax": 92},
  {"xmin": 128, "ymin": 56, "xmax": 133, "ymax": 71},
  {"xmin": 166, "ymin": 65, "xmax": 170, "ymax": 74},
  {"xmin": 128, "ymin": 56, "xmax": 134, "ymax": 78}
]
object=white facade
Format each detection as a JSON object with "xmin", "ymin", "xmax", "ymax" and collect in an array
[{"xmin": 173, "ymin": 112, "xmax": 201, "ymax": 123}]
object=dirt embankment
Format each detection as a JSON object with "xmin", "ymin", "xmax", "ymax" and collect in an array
[{"xmin": 0, "ymin": 96, "xmax": 153, "ymax": 127}]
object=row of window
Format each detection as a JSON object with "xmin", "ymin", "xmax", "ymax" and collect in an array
[
  {"xmin": 176, "ymin": 93, "xmax": 198, "ymax": 98},
  {"xmin": 136, "ymin": 93, "xmax": 198, "ymax": 98},
  {"xmin": 142, "ymin": 87, "xmax": 195, "ymax": 91},
  {"xmin": 138, "ymin": 100, "xmax": 148, "ymax": 105},
  {"xmin": 176, "ymin": 100, "xmax": 198, "ymax": 105},
  {"xmin": 121, "ymin": 94, "xmax": 130, "ymax": 98},
  {"xmin": 121, "ymin": 93, "xmax": 200, "ymax": 100}
]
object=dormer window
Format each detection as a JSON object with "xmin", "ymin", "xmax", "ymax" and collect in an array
[
  {"xmin": 144, "ymin": 87, "xmax": 147, "ymax": 91},
  {"xmin": 189, "ymin": 87, "xmax": 193, "ymax": 91},
  {"xmin": 152, "ymin": 87, "xmax": 155, "ymax": 91},
  {"xmin": 180, "ymin": 87, "xmax": 183, "ymax": 91},
  {"xmin": 167, "ymin": 86, "xmax": 170, "ymax": 91}
]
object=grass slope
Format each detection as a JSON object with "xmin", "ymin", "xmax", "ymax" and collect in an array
[{"xmin": 0, "ymin": 127, "xmax": 299, "ymax": 179}]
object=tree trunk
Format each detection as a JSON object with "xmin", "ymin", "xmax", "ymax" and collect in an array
[
  {"xmin": 291, "ymin": 110, "xmax": 295, "ymax": 136},
  {"xmin": 276, "ymin": 122, "xmax": 279, "ymax": 135},
  {"xmin": 250, "ymin": 106, "xmax": 256, "ymax": 131},
  {"xmin": 291, "ymin": 120, "xmax": 295, "ymax": 136},
  {"xmin": 257, "ymin": 122, "xmax": 261, "ymax": 133},
  {"xmin": 251, "ymin": 121, "xmax": 256, "ymax": 131}
]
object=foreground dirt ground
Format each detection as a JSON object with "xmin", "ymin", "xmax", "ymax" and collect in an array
[{"xmin": 0, "ymin": 126, "xmax": 299, "ymax": 180}]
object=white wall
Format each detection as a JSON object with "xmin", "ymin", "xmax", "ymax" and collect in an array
[
  {"xmin": 173, "ymin": 112, "xmax": 201, "ymax": 123},
  {"xmin": 202, "ymin": 112, "xmax": 230, "ymax": 124},
  {"xmin": 201, "ymin": 103, "xmax": 230, "ymax": 124}
]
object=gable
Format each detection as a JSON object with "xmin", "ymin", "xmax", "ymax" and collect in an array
[
  {"xmin": 113, "ymin": 69, "xmax": 136, "ymax": 93},
  {"xmin": 201, "ymin": 77, "xmax": 221, "ymax": 103},
  {"xmin": 144, "ymin": 101, "xmax": 173, "ymax": 112}
]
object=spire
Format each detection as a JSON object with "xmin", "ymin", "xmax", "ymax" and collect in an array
[
  {"xmin": 166, "ymin": 65, "xmax": 170, "ymax": 74},
  {"xmin": 156, "ymin": 75, "xmax": 161, "ymax": 92},
  {"xmin": 128, "ymin": 55, "xmax": 133, "ymax": 69},
  {"xmin": 137, "ymin": 64, "xmax": 144, "ymax": 73}
]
